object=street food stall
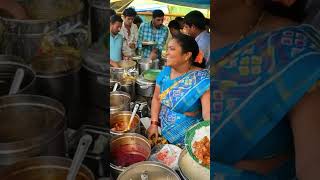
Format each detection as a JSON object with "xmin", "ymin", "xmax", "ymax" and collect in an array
[{"xmin": 109, "ymin": 0, "xmax": 210, "ymax": 179}]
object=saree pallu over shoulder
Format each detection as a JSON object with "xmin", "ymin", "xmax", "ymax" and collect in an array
[
  {"xmin": 159, "ymin": 68, "xmax": 210, "ymax": 144},
  {"xmin": 211, "ymin": 24, "xmax": 320, "ymax": 178},
  {"xmin": 161, "ymin": 69, "xmax": 210, "ymax": 113}
]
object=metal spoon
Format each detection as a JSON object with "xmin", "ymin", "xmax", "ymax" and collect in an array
[
  {"xmin": 126, "ymin": 104, "xmax": 140, "ymax": 131},
  {"xmin": 8, "ymin": 68, "xmax": 24, "ymax": 95},
  {"xmin": 112, "ymin": 82, "xmax": 119, "ymax": 92},
  {"xmin": 66, "ymin": 134, "xmax": 93, "ymax": 180}
]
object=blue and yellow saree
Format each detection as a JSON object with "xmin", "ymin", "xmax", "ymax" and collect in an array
[
  {"xmin": 212, "ymin": 24, "xmax": 320, "ymax": 179},
  {"xmin": 156, "ymin": 66, "xmax": 210, "ymax": 144}
]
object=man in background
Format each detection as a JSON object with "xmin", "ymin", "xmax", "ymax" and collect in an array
[
  {"xmin": 133, "ymin": 15, "xmax": 143, "ymax": 29},
  {"xmin": 119, "ymin": 7, "xmax": 139, "ymax": 59},
  {"xmin": 168, "ymin": 19, "xmax": 181, "ymax": 37},
  {"xmin": 184, "ymin": 10, "xmax": 210, "ymax": 67},
  {"xmin": 175, "ymin": 16, "xmax": 184, "ymax": 29},
  {"xmin": 110, "ymin": 15, "xmax": 123, "ymax": 67},
  {"xmin": 137, "ymin": 9, "xmax": 168, "ymax": 60}
]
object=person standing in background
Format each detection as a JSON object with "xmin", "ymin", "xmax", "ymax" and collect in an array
[
  {"xmin": 175, "ymin": 16, "xmax": 184, "ymax": 29},
  {"xmin": 137, "ymin": 9, "xmax": 168, "ymax": 60},
  {"xmin": 119, "ymin": 7, "xmax": 139, "ymax": 59},
  {"xmin": 110, "ymin": 15, "xmax": 123, "ymax": 67},
  {"xmin": 133, "ymin": 15, "xmax": 143, "ymax": 29},
  {"xmin": 184, "ymin": 10, "xmax": 210, "ymax": 67},
  {"xmin": 168, "ymin": 19, "xmax": 181, "ymax": 37}
]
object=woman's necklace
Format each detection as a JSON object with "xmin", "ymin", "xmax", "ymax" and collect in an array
[{"xmin": 212, "ymin": 11, "xmax": 266, "ymax": 74}]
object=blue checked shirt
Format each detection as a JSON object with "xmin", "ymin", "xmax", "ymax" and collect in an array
[{"xmin": 137, "ymin": 21, "xmax": 168, "ymax": 59}]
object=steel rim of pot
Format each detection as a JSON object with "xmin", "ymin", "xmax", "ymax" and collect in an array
[
  {"xmin": 0, "ymin": 61, "xmax": 36, "ymax": 94},
  {"xmin": 0, "ymin": 156, "xmax": 95, "ymax": 180},
  {"xmin": 110, "ymin": 91, "xmax": 131, "ymax": 112},
  {"xmin": 0, "ymin": 94, "xmax": 66, "ymax": 149},
  {"xmin": 117, "ymin": 161, "xmax": 181, "ymax": 180},
  {"xmin": 0, "ymin": 55, "xmax": 26, "ymax": 64},
  {"xmin": 136, "ymin": 76, "xmax": 155, "ymax": 86}
]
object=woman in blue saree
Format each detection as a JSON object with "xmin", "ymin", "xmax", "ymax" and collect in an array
[
  {"xmin": 212, "ymin": 0, "xmax": 320, "ymax": 179},
  {"xmin": 147, "ymin": 34, "xmax": 210, "ymax": 145}
]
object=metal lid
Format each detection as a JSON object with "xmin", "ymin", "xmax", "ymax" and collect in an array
[{"xmin": 117, "ymin": 161, "xmax": 180, "ymax": 180}]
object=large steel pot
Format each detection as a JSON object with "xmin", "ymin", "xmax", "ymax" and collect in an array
[
  {"xmin": 31, "ymin": 53, "xmax": 82, "ymax": 129},
  {"xmin": 138, "ymin": 59, "xmax": 159, "ymax": 74},
  {"xmin": 117, "ymin": 161, "xmax": 181, "ymax": 180},
  {"xmin": 0, "ymin": 0, "xmax": 85, "ymax": 62},
  {"xmin": 110, "ymin": 133, "xmax": 151, "ymax": 179},
  {"xmin": 110, "ymin": 111, "xmax": 140, "ymax": 136},
  {"xmin": 136, "ymin": 76, "xmax": 155, "ymax": 98},
  {"xmin": 110, "ymin": 91, "xmax": 131, "ymax": 115},
  {"xmin": 0, "ymin": 156, "xmax": 95, "ymax": 180},
  {"xmin": 0, "ymin": 61, "xmax": 35, "ymax": 96},
  {"xmin": 0, "ymin": 95, "xmax": 66, "ymax": 167}
]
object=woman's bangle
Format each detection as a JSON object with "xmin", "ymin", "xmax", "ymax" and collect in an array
[{"xmin": 151, "ymin": 120, "xmax": 159, "ymax": 126}]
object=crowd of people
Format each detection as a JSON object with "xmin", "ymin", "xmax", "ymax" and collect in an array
[{"xmin": 109, "ymin": 7, "xmax": 211, "ymax": 68}]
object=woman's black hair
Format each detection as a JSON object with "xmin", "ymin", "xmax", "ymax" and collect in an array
[
  {"xmin": 123, "ymin": 7, "xmax": 137, "ymax": 17},
  {"xmin": 173, "ymin": 33, "xmax": 206, "ymax": 68},
  {"xmin": 263, "ymin": 0, "xmax": 308, "ymax": 22}
]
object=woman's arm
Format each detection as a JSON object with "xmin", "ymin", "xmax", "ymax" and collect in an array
[
  {"xmin": 147, "ymin": 85, "xmax": 161, "ymax": 139},
  {"xmin": 201, "ymin": 90, "xmax": 210, "ymax": 121},
  {"xmin": 289, "ymin": 89, "xmax": 320, "ymax": 180},
  {"xmin": 151, "ymin": 85, "xmax": 161, "ymax": 122},
  {"xmin": 110, "ymin": 60, "xmax": 119, "ymax": 68}
]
